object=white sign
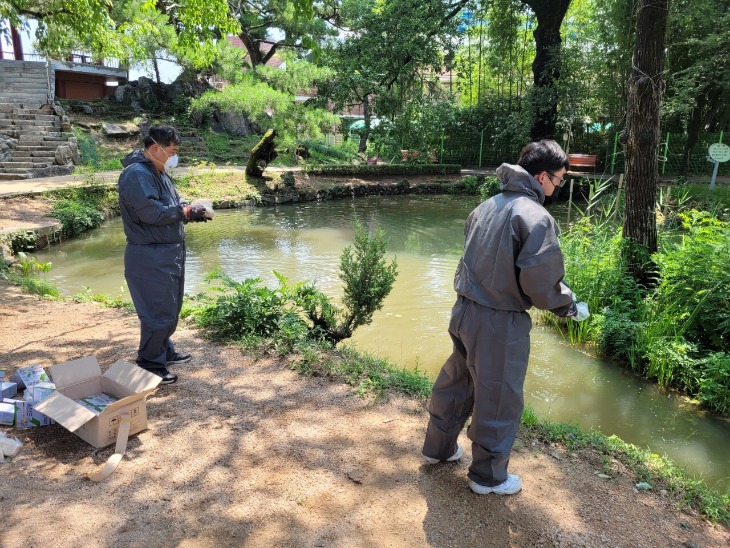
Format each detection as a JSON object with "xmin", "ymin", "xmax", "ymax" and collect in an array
[{"xmin": 708, "ymin": 143, "xmax": 730, "ymax": 163}]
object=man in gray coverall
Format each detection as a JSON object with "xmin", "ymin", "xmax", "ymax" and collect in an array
[
  {"xmin": 422, "ymin": 139, "xmax": 589, "ymax": 495},
  {"xmin": 117, "ymin": 126, "xmax": 209, "ymax": 385}
]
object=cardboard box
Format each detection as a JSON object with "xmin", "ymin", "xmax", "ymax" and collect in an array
[
  {"xmin": 0, "ymin": 401, "xmax": 14, "ymax": 426},
  {"xmin": 34, "ymin": 356, "xmax": 161, "ymax": 448},
  {"xmin": 5, "ymin": 398, "xmax": 55, "ymax": 427},
  {"xmin": 1, "ymin": 381, "xmax": 18, "ymax": 399},
  {"xmin": 24, "ymin": 382, "xmax": 56, "ymax": 403},
  {"xmin": 11, "ymin": 364, "xmax": 50, "ymax": 390}
]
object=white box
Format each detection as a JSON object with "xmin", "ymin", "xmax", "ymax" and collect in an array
[
  {"xmin": 5, "ymin": 398, "xmax": 54, "ymax": 428},
  {"xmin": 25, "ymin": 382, "xmax": 56, "ymax": 403},
  {"xmin": 34, "ymin": 356, "xmax": 161, "ymax": 448},
  {"xmin": 1, "ymin": 381, "xmax": 18, "ymax": 399},
  {"xmin": 11, "ymin": 364, "xmax": 50, "ymax": 390},
  {"xmin": 0, "ymin": 402, "xmax": 14, "ymax": 426}
]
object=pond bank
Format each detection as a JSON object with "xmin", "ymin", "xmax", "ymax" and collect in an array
[
  {"xmin": 0, "ymin": 169, "xmax": 481, "ymax": 256},
  {"xmin": 1, "ymin": 284, "xmax": 728, "ymax": 546}
]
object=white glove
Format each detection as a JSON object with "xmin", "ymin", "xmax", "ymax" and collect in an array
[{"xmin": 572, "ymin": 302, "xmax": 590, "ymax": 322}]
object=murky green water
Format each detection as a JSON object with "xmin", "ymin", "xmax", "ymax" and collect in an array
[{"xmin": 35, "ymin": 195, "xmax": 730, "ymax": 491}]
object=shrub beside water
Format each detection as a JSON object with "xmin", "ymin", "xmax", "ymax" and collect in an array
[
  {"xmin": 555, "ymin": 209, "xmax": 730, "ymax": 415},
  {"xmin": 48, "ymin": 182, "xmax": 118, "ymax": 238}
]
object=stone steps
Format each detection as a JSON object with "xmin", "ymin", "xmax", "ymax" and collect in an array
[{"xmin": 0, "ymin": 100, "xmax": 77, "ymax": 180}]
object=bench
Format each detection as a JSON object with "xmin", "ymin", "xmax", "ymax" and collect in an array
[{"xmin": 568, "ymin": 153, "xmax": 597, "ymax": 173}]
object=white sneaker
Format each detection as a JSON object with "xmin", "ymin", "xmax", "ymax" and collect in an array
[
  {"xmin": 424, "ymin": 443, "xmax": 464, "ymax": 464},
  {"xmin": 469, "ymin": 474, "xmax": 522, "ymax": 495}
]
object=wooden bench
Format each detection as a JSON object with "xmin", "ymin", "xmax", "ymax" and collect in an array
[{"xmin": 568, "ymin": 153, "xmax": 597, "ymax": 173}]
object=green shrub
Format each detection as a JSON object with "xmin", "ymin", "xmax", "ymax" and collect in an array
[
  {"xmin": 51, "ymin": 199, "xmax": 105, "ymax": 238},
  {"xmin": 594, "ymin": 309, "xmax": 642, "ymax": 368},
  {"xmin": 695, "ymin": 352, "xmax": 730, "ymax": 415},
  {"xmin": 48, "ymin": 184, "xmax": 116, "ymax": 238},
  {"xmin": 478, "ymin": 176, "xmax": 501, "ymax": 199},
  {"xmin": 653, "ymin": 211, "xmax": 730, "ymax": 352},
  {"xmin": 192, "ymin": 222, "xmax": 397, "ymax": 347}
]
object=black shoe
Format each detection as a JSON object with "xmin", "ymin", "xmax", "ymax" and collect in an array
[
  {"xmin": 139, "ymin": 366, "xmax": 178, "ymax": 385},
  {"xmin": 167, "ymin": 352, "xmax": 192, "ymax": 365}
]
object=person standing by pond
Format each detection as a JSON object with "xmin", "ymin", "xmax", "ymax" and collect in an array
[
  {"xmin": 117, "ymin": 126, "xmax": 210, "ymax": 385},
  {"xmin": 422, "ymin": 139, "xmax": 589, "ymax": 495}
]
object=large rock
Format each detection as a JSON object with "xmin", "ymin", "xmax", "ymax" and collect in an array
[
  {"xmin": 102, "ymin": 122, "xmax": 130, "ymax": 137},
  {"xmin": 213, "ymin": 109, "xmax": 255, "ymax": 136},
  {"xmin": 0, "ymin": 134, "xmax": 17, "ymax": 161},
  {"xmin": 55, "ymin": 140, "xmax": 82, "ymax": 165},
  {"xmin": 55, "ymin": 145, "xmax": 73, "ymax": 165},
  {"xmin": 114, "ymin": 76, "xmax": 213, "ymax": 114}
]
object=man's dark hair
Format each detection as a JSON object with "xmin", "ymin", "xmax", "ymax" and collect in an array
[
  {"xmin": 143, "ymin": 126, "xmax": 181, "ymax": 149},
  {"xmin": 517, "ymin": 139, "xmax": 570, "ymax": 176}
]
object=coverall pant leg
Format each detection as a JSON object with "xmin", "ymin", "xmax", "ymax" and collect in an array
[
  {"xmin": 125, "ymin": 243, "xmax": 186, "ymax": 368},
  {"xmin": 423, "ymin": 297, "xmax": 531, "ymax": 487}
]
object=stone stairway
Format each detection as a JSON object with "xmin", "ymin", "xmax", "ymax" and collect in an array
[
  {"xmin": 0, "ymin": 60, "xmax": 50, "ymax": 108},
  {"xmin": 0, "ymin": 103, "xmax": 77, "ymax": 181}
]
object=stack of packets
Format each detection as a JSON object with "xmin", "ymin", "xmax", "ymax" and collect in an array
[{"xmin": 0, "ymin": 364, "xmax": 57, "ymax": 428}]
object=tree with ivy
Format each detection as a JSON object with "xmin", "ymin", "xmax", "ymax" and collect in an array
[{"xmin": 621, "ymin": 0, "xmax": 670, "ymax": 284}]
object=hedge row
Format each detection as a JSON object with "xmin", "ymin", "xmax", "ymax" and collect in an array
[{"xmin": 303, "ymin": 164, "xmax": 462, "ymax": 176}]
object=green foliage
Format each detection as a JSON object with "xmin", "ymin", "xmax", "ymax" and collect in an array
[
  {"xmin": 337, "ymin": 221, "xmax": 398, "ymax": 338},
  {"xmin": 195, "ymin": 271, "xmax": 309, "ymax": 351},
  {"xmin": 48, "ymin": 184, "xmax": 117, "ymax": 238},
  {"xmin": 190, "ymin": 70, "xmax": 338, "ymax": 144},
  {"xmin": 304, "ymin": 164, "xmax": 462, "ymax": 176},
  {"xmin": 291, "ymin": 343, "xmax": 433, "ymax": 400},
  {"xmin": 653, "ymin": 211, "xmax": 730, "ymax": 352},
  {"xmin": 6, "ymin": 231, "xmax": 38, "ymax": 254},
  {"xmin": 695, "ymin": 353, "xmax": 730, "ymax": 415},
  {"xmin": 478, "ymin": 176, "xmax": 501, "ymax": 200},
  {"xmin": 73, "ymin": 129, "xmax": 124, "ymax": 172},
  {"xmin": 192, "ymin": 221, "xmax": 398, "ymax": 347},
  {"xmin": 6, "ymin": 253, "xmax": 59, "ymax": 298},
  {"xmin": 552, "ymin": 203, "xmax": 730, "ymax": 414}
]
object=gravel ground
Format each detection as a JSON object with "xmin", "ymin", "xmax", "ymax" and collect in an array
[{"xmin": 1, "ymin": 284, "xmax": 729, "ymax": 547}]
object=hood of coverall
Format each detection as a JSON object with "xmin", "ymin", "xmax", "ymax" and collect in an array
[{"xmin": 495, "ymin": 163, "xmax": 546, "ymax": 205}]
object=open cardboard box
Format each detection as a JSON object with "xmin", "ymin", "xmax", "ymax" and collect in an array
[{"xmin": 35, "ymin": 356, "xmax": 161, "ymax": 448}]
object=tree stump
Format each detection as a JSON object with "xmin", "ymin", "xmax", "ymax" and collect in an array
[{"xmin": 246, "ymin": 128, "xmax": 278, "ymax": 177}]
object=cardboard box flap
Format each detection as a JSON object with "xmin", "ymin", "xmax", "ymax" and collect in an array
[
  {"xmin": 103, "ymin": 360, "xmax": 162, "ymax": 392},
  {"xmin": 49, "ymin": 356, "xmax": 102, "ymax": 390},
  {"xmin": 34, "ymin": 391, "xmax": 97, "ymax": 432}
]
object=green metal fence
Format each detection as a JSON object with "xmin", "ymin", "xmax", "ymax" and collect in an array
[{"xmin": 405, "ymin": 129, "xmax": 729, "ymax": 177}]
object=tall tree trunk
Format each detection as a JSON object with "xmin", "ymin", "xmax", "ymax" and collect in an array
[
  {"xmin": 621, "ymin": 0, "xmax": 670, "ymax": 285},
  {"xmin": 522, "ymin": 0, "xmax": 571, "ymax": 140}
]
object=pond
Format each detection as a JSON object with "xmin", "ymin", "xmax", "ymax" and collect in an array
[{"xmin": 34, "ymin": 194, "xmax": 730, "ymax": 492}]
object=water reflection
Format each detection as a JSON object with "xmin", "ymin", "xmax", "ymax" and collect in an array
[{"xmin": 34, "ymin": 195, "xmax": 730, "ymax": 491}]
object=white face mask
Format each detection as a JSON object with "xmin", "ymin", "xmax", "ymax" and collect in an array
[
  {"xmin": 150, "ymin": 138, "xmax": 179, "ymax": 170},
  {"xmin": 164, "ymin": 154, "xmax": 179, "ymax": 169}
]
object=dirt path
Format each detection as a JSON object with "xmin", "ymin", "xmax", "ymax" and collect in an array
[{"xmin": 1, "ymin": 284, "xmax": 728, "ymax": 547}]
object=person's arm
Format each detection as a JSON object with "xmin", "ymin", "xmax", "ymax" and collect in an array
[
  {"xmin": 119, "ymin": 167, "xmax": 186, "ymax": 226},
  {"xmin": 515, "ymin": 215, "xmax": 576, "ymax": 316}
]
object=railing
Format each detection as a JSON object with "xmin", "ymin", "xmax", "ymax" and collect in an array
[
  {"xmin": 65, "ymin": 53, "xmax": 122, "ymax": 69},
  {"xmin": 0, "ymin": 51, "xmax": 123, "ymax": 69},
  {"xmin": 0, "ymin": 52, "xmax": 46, "ymax": 62}
]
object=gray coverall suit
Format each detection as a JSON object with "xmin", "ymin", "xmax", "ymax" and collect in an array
[
  {"xmin": 118, "ymin": 150, "xmax": 188, "ymax": 369},
  {"xmin": 423, "ymin": 163, "xmax": 576, "ymax": 487}
]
